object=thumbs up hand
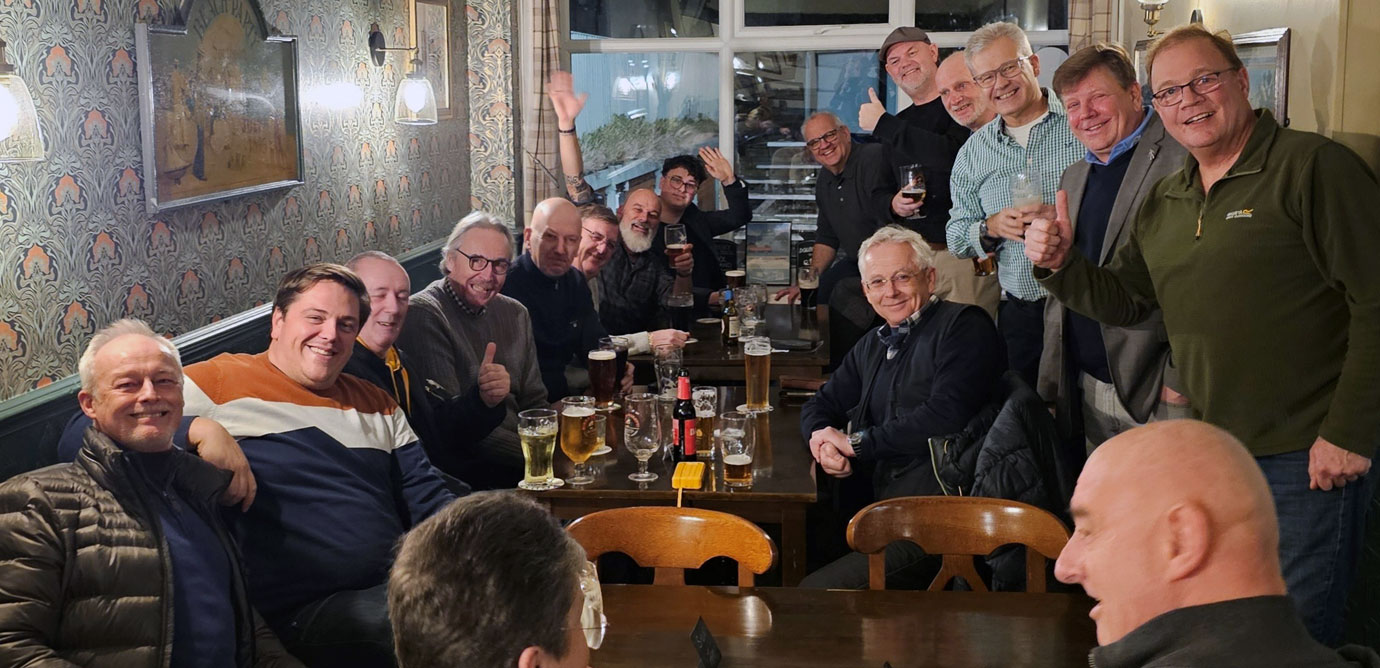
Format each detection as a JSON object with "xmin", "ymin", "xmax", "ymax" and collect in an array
[
  {"xmin": 1025, "ymin": 190, "xmax": 1075, "ymax": 271},
  {"xmin": 477, "ymin": 342, "xmax": 511, "ymax": 408},
  {"xmin": 858, "ymin": 87, "xmax": 886, "ymax": 132}
]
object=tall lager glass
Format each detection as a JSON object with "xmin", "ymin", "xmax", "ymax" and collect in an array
[
  {"xmin": 561, "ymin": 401, "xmax": 601, "ymax": 486},
  {"xmin": 587, "ymin": 349, "xmax": 618, "ymax": 408},
  {"xmin": 743, "ymin": 337, "xmax": 771, "ymax": 410},
  {"xmin": 518, "ymin": 408, "xmax": 560, "ymax": 490}
]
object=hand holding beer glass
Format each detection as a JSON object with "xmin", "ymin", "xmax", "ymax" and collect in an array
[
  {"xmin": 898, "ymin": 164, "xmax": 927, "ymax": 219},
  {"xmin": 624, "ymin": 392, "xmax": 661, "ymax": 482},
  {"xmin": 664, "ymin": 224, "xmax": 689, "ymax": 260},
  {"xmin": 742, "ymin": 336, "xmax": 772, "ymax": 412},
  {"xmin": 719, "ymin": 411, "xmax": 755, "ymax": 487},
  {"xmin": 517, "ymin": 408, "xmax": 562, "ymax": 490},
  {"xmin": 560, "ymin": 397, "xmax": 601, "ymax": 486}
]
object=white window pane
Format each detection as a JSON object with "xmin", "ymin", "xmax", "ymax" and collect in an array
[
  {"xmin": 916, "ymin": 0, "xmax": 1067, "ymax": 32},
  {"xmin": 570, "ymin": 52, "xmax": 719, "ymax": 204},
  {"xmin": 570, "ymin": 0, "xmax": 718, "ymax": 39},
  {"xmin": 744, "ymin": 0, "xmax": 888, "ymax": 27}
]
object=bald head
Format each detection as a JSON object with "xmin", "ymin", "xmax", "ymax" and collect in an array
[
  {"xmin": 936, "ymin": 52, "xmax": 995, "ymax": 131},
  {"xmin": 1056, "ymin": 420, "xmax": 1285, "ymax": 645},
  {"xmin": 527, "ymin": 198, "xmax": 582, "ymax": 277}
]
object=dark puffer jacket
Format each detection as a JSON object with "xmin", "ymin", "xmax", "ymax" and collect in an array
[{"xmin": 0, "ymin": 426, "xmax": 300, "ymax": 668}]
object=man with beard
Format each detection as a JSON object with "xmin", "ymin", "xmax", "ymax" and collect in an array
[
  {"xmin": 574, "ymin": 202, "xmax": 689, "ymax": 354},
  {"xmin": 596, "ymin": 188, "xmax": 694, "ymax": 335},
  {"xmin": 397, "ymin": 212, "xmax": 547, "ymax": 485}
]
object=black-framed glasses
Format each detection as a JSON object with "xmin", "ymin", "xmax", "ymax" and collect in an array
[
  {"xmin": 667, "ymin": 175, "xmax": 698, "ymax": 192},
  {"xmin": 974, "ymin": 55, "xmax": 1032, "ymax": 88},
  {"xmin": 449, "ymin": 248, "xmax": 511, "ymax": 274},
  {"xmin": 805, "ymin": 127, "xmax": 842, "ymax": 150},
  {"xmin": 1151, "ymin": 69, "xmax": 1231, "ymax": 107}
]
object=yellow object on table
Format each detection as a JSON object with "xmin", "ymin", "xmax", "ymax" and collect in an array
[{"xmin": 671, "ymin": 462, "xmax": 706, "ymax": 507}]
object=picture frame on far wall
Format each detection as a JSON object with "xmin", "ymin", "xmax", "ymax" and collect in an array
[
  {"xmin": 1133, "ymin": 39, "xmax": 1153, "ymax": 106},
  {"xmin": 1232, "ymin": 27, "xmax": 1290, "ymax": 126},
  {"xmin": 412, "ymin": 0, "xmax": 452, "ymax": 119},
  {"xmin": 134, "ymin": 3, "xmax": 304, "ymax": 213}
]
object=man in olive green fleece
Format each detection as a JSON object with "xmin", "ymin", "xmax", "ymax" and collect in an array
[{"xmin": 1024, "ymin": 24, "xmax": 1378, "ymax": 647}]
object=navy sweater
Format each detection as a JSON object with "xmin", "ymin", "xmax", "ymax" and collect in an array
[{"xmin": 501, "ymin": 252, "xmax": 606, "ymax": 400}]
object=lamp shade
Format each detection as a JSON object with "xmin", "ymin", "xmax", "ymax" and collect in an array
[
  {"xmin": 0, "ymin": 71, "xmax": 43, "ymax": 161},
  {"xmin": 394, "ymin": 71, "xmax": 437, "ymax": 125}
]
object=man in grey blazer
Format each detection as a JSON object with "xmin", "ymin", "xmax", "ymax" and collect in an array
[{"xmin": 1037, "ymin": 44, "xmax": 1190, "ymax": 451}]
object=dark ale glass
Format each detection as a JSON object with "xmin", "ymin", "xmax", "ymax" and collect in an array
[
  {"xmin": 668, "ymin": 293, "xmax": 693, "ymax": 331},
  {"xmin": 587, "ymin": 349, "xmax": 618, "ymax": 407}
]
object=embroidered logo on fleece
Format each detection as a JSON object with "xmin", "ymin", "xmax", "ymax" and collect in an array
[{"xmin": 1225, "ymin": 209, "xmax": 1254, "ymax": 220}]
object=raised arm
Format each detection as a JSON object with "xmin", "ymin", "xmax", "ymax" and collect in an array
[{"xmin": 549, "ymin": 71, "xmax": 596, "ymax": 205}]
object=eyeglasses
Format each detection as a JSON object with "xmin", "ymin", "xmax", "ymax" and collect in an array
[
  {"xmin": 863, "ymin": 271, "xmax": 921, "ymax": 292},
  {"xmin": 582, "ymin": 226, "xmax": 610, "ymax": 245},
  {"xmin": 1151, "ymin": 69, "xmax": 1231, "ymax": 107},
  {"xmin": 973, "ymin": 55, "xmax": 1032, "ymax": 89},
  {"xmin": 666, "ymin": 175, "xmax": 699, "ymax": 192},
  {"xmin": 449, "ymin": 248, "xmax": 511, "ymax": 274},
  {"xmin": 805, "ymin": 127, "xmax": 843, "ymax": 150},
  {"xmin": 572, "ymin": 561, "xmax": 607, "ymax": 650}
]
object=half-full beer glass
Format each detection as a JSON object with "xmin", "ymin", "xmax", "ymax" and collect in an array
[
  {"xmin": 518, "ymin": 408, "xmax": 561, "ymax": 490},
  {"xmin": 719, "ymin": 411, "xmax": 755, "ymax": 487}
]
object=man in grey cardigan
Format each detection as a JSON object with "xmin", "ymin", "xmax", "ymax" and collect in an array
[{"xmin": 396, "ymin": 212, "xmax": 548, "ymax": 488}]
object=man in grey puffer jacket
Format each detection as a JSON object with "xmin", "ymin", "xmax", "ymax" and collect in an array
[{"xmin": 0, "ymin": 319, "xmax": 300, "ymax": 668}]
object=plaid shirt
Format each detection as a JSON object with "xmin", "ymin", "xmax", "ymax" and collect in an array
[
  {"xmin": 945, "ymin": 89, "xmax": 1083, "ymax": 301},
  {"xmin": 877, "ymin": 295, "xmax": 938, "ymax": 360},
  {"xmin": 597, "ymin": 241, "xmax": 676, "ymax": 335}
]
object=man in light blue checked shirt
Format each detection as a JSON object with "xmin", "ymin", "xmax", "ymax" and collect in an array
[{"xmin": 945, "ymin": 22, "xmax": 1084, "ymax": 386}]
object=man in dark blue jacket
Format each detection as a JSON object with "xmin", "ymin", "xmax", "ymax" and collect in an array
[{"xmin": 800, "ymin": 225, "xmax": 1005, "ymax": 588}]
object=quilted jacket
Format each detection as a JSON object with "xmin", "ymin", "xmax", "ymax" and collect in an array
[{"xmin": 0, "ymin": 425, "xmax": 300, "ymax": 668}]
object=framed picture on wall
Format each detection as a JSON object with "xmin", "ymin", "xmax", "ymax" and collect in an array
[
  {"xmin": 1232, "ymin": 27, "xmax": 1290, "ymax": 126},
  {"xmin": 1133, "ymin": 39, "xmax": 1153, "ymax": 106},
  {"xmin": 412, "ymin": 0, "xmax": 452, "ymax": 119},
  {"xmin": 134, "ymin": 4, "xmax": 304, "ymax": 212}
]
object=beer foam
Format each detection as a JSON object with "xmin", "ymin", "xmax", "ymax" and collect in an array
[
  {"xmin": 588, "ymin": 349, "xmax": 616, "ymax": 361},
  {"xmin": 724, "ymin": 454, "xmax": 752, "ymax": 465},
  {"xmin": 725, "ymin": 270, "xmax": 745, "ymax": 277},
  {"xmin": 563, "ymin": 406, "xmax": 596, "ymax": 417}
]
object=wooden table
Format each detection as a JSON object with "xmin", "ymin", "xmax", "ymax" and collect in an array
[
  {"xmin": 633, "ymin": 302, "xmax": 829, "ymax": 383},
  {"xmin": 531, "ymin": 387, "xmax": 818, "ymax": 585},
  {"xmin": 594, "ymin": 585, "xmax": 1097, "ymax": 667}
]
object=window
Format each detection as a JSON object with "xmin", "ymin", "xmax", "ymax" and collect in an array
[{"xmin": 570, "ymin": 0, "xmax": 718, "ymax": 39}]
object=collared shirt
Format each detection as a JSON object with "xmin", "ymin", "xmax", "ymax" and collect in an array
[
  {"xmin": 598, "ymin": 240, "xmax": 676, "ymax": 335},
  {"xmin": 946, "ymin": 89, "xmax": 1084, "ymax": 301},
  {"xmin": 877, "ymin": 294, "xmax": 938, "ymax": 359},
  {"xmin": 441, "ymin": 276, "xmax": 484, "ymax": 316},
  {"xmin": 815, "ymin": 142, "xmax": 898, "ymax": 259},
  {"xmin": 1086, "ymin": 107, "xmax": 1154, "ymax": 166}
]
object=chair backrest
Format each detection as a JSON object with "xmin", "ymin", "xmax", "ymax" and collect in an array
[
  {"xmin": 566, "ymin": 506, "xmax": 777, "ymax": 586},
  {"xmin": 846, "ymin": 496, "xmax": 1070, "ymax": 592}
]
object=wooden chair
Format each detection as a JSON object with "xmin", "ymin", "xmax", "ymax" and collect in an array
[
  {"xmin": 846, "ymin": 496, "xmax": 1071, "ymax": 592},
  {"xmin": 566, "ymin": 506, "xmax": 777, "ymax": 586}
]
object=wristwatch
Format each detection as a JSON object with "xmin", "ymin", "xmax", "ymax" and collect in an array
[
  {"xmin": 979, "ymin": 221, "xmax": 991, "ymax": 238},
  {"xmin": 847, "ymin": 428, "xmax": 865, "ymax": 458}
]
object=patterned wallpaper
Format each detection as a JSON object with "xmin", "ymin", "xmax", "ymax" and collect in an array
[{"xmin": 0, "ymin": 0, "xmax": 527, "ymax": 403}]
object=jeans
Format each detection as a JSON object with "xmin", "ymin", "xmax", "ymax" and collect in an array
[
  {"xmin": 998, "ymin": 296, "xmax": 1045, "ymax": 389},
  {"xmin": 1257, "ymin": 449, "xmax": 1376, "ymax": 646},
  {"xmin": 280, "ymin": 584, "xmax": 396, "ymax": 668}
]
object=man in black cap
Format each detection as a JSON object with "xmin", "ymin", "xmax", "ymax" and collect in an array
[{"xmin": 860, "ymin": 27, "xmax": 991, "ymax": 316}]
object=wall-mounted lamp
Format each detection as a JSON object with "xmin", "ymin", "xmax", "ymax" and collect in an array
[
  {"xmin": 0, "ymin": 38, "xmax": 44, "ymax": 162},
  {"xmin": 367, "ymin": 23, "xmax": 437, "ymax": 126},
  {"xmin": 1137, "ymin": 0, "xmax": 1169, "ymax": 38}
]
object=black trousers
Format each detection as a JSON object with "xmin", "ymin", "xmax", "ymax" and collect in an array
[{"xmin": 998, "ymin": 296, "xmax": 1045, "ymax": 389}]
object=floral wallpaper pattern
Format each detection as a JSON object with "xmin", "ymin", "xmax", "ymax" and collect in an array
[{"xmin": 0, "ymin": 0, "xmax": 500, "ymax": 402}]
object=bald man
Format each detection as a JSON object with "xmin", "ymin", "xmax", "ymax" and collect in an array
[
  {"xmin": 935, "ymin": 52, "xmax": 996, "ymax": 132},
  {"xmin": 595, "ymin": 188, "xmax": 694, "ymax": 335},
  {"xmin": 1056, "ymin": 420, "xmax": 1379, "ymax": 666}
]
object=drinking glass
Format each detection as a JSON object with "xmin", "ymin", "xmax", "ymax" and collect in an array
[
  {"xmin": 742, "ymin": 336, "xmax": 772, "ymax": 411},
  {"xmin": 624, "ymin": 392, "xmax": 661, "ymax": 482},
  {"xmin": 666, "ymin": 292, "xmax": 694, "ymax": 332},
  {"xmin": 796, "ymin": 264, "xmax": 819, "ymax": 310},
  {"xmin": 664, "ymin": 223, "xmax": 689, "ymax": 264},
  {"xmin": 598, "ymin": 335, "xmax": 631, "ymax": 407},
  {"xmin": 738, "ymin": 284, "xmax": 766, "ymax": 337},
  {"xmin": 899, "ymin": 164, "xmax": 927, "ymax": 219},
  {"xmin": 1010, "ymin": 163, "xmax": 1043, "ymax": 209},
  {"xmin": 692, "ymin": 386, "xmax": 718, "ymax": 461},
  {"xmin": 725, "ymin": 269, "xmax": 746, "ymax": 289},
  {"xmin": 560, "ymin": 397, "xmax": 598, "ymax": 486},
  {"xmin": 719, "ymin": 411, "xmax": 755, "ymax": 487},
  {"xmin": 653, "ymin": 344, "xmax": 682, "ymax": 396},
  {"xmin": 517, "ymin": 408, "xmax": 562, "ymax": 490}
]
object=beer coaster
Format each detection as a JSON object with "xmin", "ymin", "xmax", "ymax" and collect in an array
[
  {"xmin": 735, "ymin": 403, "xmax": 775, "ymax": 413},
  {"xmin": 591, "ymin": 445, "xmax": 612, "ymax": 456},
  {"xmin": 696, "ymin": 317, "xmax": 719, "ymax": 324}
]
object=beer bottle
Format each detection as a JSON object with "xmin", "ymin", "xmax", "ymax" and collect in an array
[
  {"xmin": 721, "ymin": 289, "xmax": 740, "ymax": 346},
  {"xmin": 672, "ymin": 371, "xmax": 697, "ymax": 462}
]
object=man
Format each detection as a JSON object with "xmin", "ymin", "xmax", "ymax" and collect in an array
[
  {"xmin": 790, "ymin": 111, "xmax": 899, "ymax": 363},
  {"xmin": 344, "ymin": 251, "xmax": 502, "ymax": 481},
  {"xmin": 575, "ymin": 202, "xmax": 620, "ymax": 307},
  {"xmin": 799, "ymin": 225, "xmax": 1005, "ymax": 588},
  {"xmin": 1036, "ymin": 43, "xmax": 1189, "ymax": 451},
  {"xmin": 183, "ymin": 264, "xmax": 456, "ymax": 667},
  {"xmin": 398, "ymin": 212, "xmax": 547, "ymax": 482},
  {"xmin": 0, "ymin": 320, "xmax": 301, "ymax": 668},
  {"xmin": 945, "ymin": 21, "xmax": 1083, "ymax": 387},
  {"xmin": 596, "ymin": 187, "xmax": 694, "ymax": 335},
  {"xmin": 935, "ymin": 52, "xmax": 996, "ymax": 133},
  {"xmin": 502, "ymin": 198, "xmax": 634, "ymax": 400},
  {"xmin": 1025, "ymin": 24, "xmax": 1380, "ymax": 645},
  {"xmin": 390, "ymin": 492, "xmax": 596, "ymax": 668},
  {"xmin": 549, "ymin": 69, "xmax": 748, "ymax": 314},
  {"xmin": 1056, "ymin": 420, "xmax": 1380, "ymax": 666}
]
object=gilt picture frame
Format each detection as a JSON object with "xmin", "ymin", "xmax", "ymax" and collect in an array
[{"xmin": 1232, "ymin": 27, "xmax": 1290, "ymax": 126}]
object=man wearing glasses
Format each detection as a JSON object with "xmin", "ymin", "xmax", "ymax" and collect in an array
[
  {"xmin": 649, "ymin": 151, "xmax": 752, "ymax": 315},
  {"xmin": 1026, "ymin": 24, "xmax": 1380, "ymax": 646},
  {"xmin": 945, "ymin": 22, "xmax": 1083, "ymax": 388},
  {"xmin": 398, "ymin": 212, "xmax": 549, "ymax": 488}
]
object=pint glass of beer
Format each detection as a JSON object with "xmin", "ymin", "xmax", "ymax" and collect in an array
[
  {"xmin": 797, "ymin": 265, "xmax": 819, "ymax": 310},
  {"xmin": 518, "ymin": 408, "xmax": 560, "ymax": 490},
  {"xmin": 560, "ymin": 398, "xmax": 598, "ymax": 485},
  {"xmin": 972, "ymin": 251, "xmax": 996, "ymax": 277},
  {"xmin": 899, "ymin": 164, "xmax": 927, "ymax": 220},
  {"xmin": 587, "ymin": 348, "xmax": 619, "ymax": 408},
  {"xmin": 664, "ymin": 224, "xmax": 689, "ymax": 261},
  {"xmin": 692, "ymin": 386, "xmax": 718, "ymax": 461},
  {"xmin": 725, "ymin": 269, "xmax": 746, "ymax": 289},
  {"xmin": 666, "ymin": 292, "xmax": 694, "ymax": 332},
  {"xmin": 599, "ymin": 336, "xmax": 631, "ymax": 385},
  {"xmin": 743, "ymin": 337, "xmax": 771, "ymax": 410},
  {"xmin": 719, "ymin": 411, "xmax": 754, "ymax": 487}
]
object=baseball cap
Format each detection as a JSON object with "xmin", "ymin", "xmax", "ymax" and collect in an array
[{"xmin": 879, "ymin": 26, "xmax": 932, "ymax": 65}]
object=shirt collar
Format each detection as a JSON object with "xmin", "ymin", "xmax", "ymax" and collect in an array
[
  {"xmin": 1085, "ymin": 107, "xmax": 1154, "ymax": 166},
  {"xmin": 441, "ymin": 277, "xmax": 485, "ymax": 316},
  {"xmin": 992, "ymin": 87, "xmax": 1064, "ymax": 141},
  {"xmin": 876, "ymin": 294, "xmax": 938, "ymax": 358}
]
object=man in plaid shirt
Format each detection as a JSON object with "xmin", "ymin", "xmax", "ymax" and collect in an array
[{"xmin": 945, "ymin": 22, "xmax": 1083, "ymax": 386}]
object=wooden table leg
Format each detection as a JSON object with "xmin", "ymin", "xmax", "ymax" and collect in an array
[{"xmin": 781, "ymin": 504, "xmax": 808, "ymax": 585}]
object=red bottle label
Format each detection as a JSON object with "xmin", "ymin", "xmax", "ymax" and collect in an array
[{"xmin": 674, "ymin": 418, "xmax": 697, "ymax": 455}]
